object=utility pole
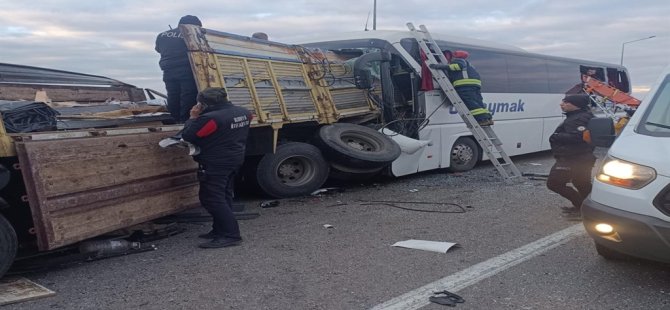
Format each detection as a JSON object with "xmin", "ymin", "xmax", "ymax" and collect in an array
[{"xmin": 373, "ymin": 0, "xmax": 377, "ymax": 30}]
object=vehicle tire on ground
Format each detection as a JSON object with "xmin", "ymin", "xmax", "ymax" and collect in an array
[
  {"xmin": 327, "ymin": 162, "xmax": 383, "ymax": 182},
  {"xmin": 256, "ymin": 142, "xmax": 329, "ymax": 198},
  {"xmin": 595, "ymin": 242, "xmax": 633, "ymax": 261},
  {"xmin": 447, "ymin": 137, "xmax": 480, "ymax": 172},
  {"xmin": 0, "ymin": 213, "xmax": 17, "ymax": 278},
  {"xmin": 315, "ymin": 123, "xmax": 401, "ymax": 170}
]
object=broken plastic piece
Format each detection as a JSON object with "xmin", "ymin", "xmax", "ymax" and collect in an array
[
  {"xmin": 323, "ymin": 224, "xmax": 334, "ymax": 229},
  {"xmin": 260, "ymin": 200, "xmax": 280, "ymax": 208}
]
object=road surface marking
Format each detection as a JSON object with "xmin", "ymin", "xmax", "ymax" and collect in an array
[{"xmin": 370, "ymin": 224, "xmax": 585, "ymax": 310}]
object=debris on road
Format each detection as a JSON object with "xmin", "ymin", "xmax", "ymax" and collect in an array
[
  {"xmin": 323, "ymin": 224, "xmax": 334, "ymax": 229},
  {"xmin": 429, "ymin": 290, "xmax": 465, "ymax": 307},
  {"xmin": 391, "ymin": 239, "xmax": 460, "ymax": 254},
  {"xmin": 260, "ymin": 200, "xmax": 280, "ymax": 208},
  {"xmin": 0, "ymin": 277, "xmax": 55, "ymax": 306}
]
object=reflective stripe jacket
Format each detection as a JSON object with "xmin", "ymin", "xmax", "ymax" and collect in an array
[
  {"xmin": 182, "ymin": 103, "xmax": 252, "ymax": 168},
  {"xmin": 431, "ymin": 58, "xmax": 482, "ymax": 88}
]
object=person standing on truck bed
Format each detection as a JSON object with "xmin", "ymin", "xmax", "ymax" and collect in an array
[
  {"xmin": 181, "ymin": 87, "xmax": 252, "ymax": 248},
  {"xmin": 429, "ymin": 50, "xmax": 494, "ymax": 126},
  {"xmin": 155, "ymin": 15, "xmax": 201, "ymax": 123},
  {"xmin": 546, "ymin": 94, "xmax": 596, "ymax": 220}
]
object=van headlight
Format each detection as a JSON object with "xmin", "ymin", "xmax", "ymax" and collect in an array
[{"xmin": 596, "ymin": 156, "xmax": 656, "ymax": 189}]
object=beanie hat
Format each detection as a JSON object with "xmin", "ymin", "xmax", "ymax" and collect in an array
[
  {"xmin": 178, "ymin": 15, "xmax": 202, "ymax": 26},
  {"xmin": 563, "ymin": 94, "xmax": 590, "ymax": 109},
  {"xmin": 197, "ymin": 87, "xmax": 229, "ymax": 106}
]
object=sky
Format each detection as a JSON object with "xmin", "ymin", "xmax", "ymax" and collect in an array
[{"xmin": 1, "ymin": 1, "xmax": 669, "ymax": 99}]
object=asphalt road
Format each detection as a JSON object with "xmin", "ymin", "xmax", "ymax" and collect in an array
[{"xmin": 5, "ymin": 150, "xmax": 670, "ymax": 310}]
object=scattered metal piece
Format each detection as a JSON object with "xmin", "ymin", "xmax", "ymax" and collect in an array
[
  {"xmin": 310, "ymin": 187, "xmax": 344, "ymax": 196},
  {"xmin": 522, "ymin": 172, "xmax": 549, "ymax": 177},
  {"xmin": 260, "ymin": 200, "xmax": 280, "ymax": 208},
  {"xmin": 323, "ymin": 224, "xmax": 334, "ymax": 229},
  {"xmin": 429, "ymin": 290, "xmax": 465, "ymax": 307},
  {"xmin": 409, "ymin": 189, "xmax": 419, "ymax": 192}
]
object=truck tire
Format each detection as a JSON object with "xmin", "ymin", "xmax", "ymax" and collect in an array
[
  {"xmin": 447, "ymin": 137, "xmax": 480, "ymax": 172},
  {"xmin": 0, "ymin": 213, "xmax": 17, "ymax": 278},
  {"xmin": 316, "ymin": 123, "xmax": 401, "ymax": 170},
  {"xmin": 256, "ymin": 142, "xmax": 329, "ymax": 198},
  {"xmin": 328, "ymin": 162, "xmax": 382, "ymax": 182}
]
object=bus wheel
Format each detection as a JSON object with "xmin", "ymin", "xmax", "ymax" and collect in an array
[
  {"xmin": 0, "ymin": 213, "xmax": 17, "ymax": 278},
  {"xmin": 316, "ymin": 123, "xmax": 400, "ymax": 169},
  {"xmin": 256, "ymin": 142, "xmax": 329, "ymax": 198},
  {"xmin": 448, "ymin": 137, "xmax": 480, "ymax": 172}
]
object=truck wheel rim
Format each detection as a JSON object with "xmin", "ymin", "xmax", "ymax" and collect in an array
[
  {"xmin": 341, "ymin": 132, "xmax": 381, "ymax": 152},
  {"xmin": 277, "ymin": 156, "xmax": 316, "ymax": 186}
]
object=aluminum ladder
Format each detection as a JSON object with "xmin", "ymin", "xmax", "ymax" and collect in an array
[{"xmin": 406, "ymin": 23, "xmax": 522, "ymax": 182}]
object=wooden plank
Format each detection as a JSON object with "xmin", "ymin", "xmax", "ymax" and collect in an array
[
  {"xmin": 17, "ymin": 131, "xmax": 200, "ymax": 250},
  {"xmin": 0, "ymin": 277, "xmax": 55, "ymax": 306},
  {"xmin": 0, "ymin": 84, "xmax": 145, "ymax": 102}
]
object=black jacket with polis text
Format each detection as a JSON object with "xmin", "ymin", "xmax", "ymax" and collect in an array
[
  {"xmin": 155, "ymin": 28, "xmax": 192, "ymax": 79},
  {"xmin": 549, "ymin": 108, "xmax": 594, "ymax": 158},
  {"xmin": 182, "ymin": 103, "xmax": 252, "ymax": 168}
]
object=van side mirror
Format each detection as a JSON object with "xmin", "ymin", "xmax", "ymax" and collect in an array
[{"xmin": 588, "ymin": 117, "xmax": 616, "ymax": 147}]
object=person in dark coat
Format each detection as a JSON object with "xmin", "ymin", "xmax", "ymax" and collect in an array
[
  {"xmin": 155, "ymin": 15, "xmax": 202, "ymax": 123},
  {"xmin": 546, "ymin": 94, "xmax": 596, "ymax": 219},
  {"xmin": 429, "ymin": 50, "xmax": 494, "ymax": 126},
  {"xmin": 182, "ymin": 87, "xmax": 252, "ymax": 248}
]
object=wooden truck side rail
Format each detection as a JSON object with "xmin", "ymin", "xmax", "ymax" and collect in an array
[{"xmin": 0, "ymin": 121, "xmax": 199, "ymax": 251}]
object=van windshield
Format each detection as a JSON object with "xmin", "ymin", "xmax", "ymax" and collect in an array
[{"xmin": 638, "ymin": 76, "xmax": 670, "ymax": 137}]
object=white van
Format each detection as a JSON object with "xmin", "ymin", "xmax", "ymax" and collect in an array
[{"xmin": 583, "ymin": 65, "xmax": 670, "ymax": 263}]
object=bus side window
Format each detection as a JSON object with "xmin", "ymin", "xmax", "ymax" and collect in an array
[
  {"xmin": 547, "ymin": 60, "xmax": 579, "ymax": 93},
  {"xmin": 468, "ymin": 50, "xmax": 509, "ymax": 93},
  {"xmin": 505, "ymin": 54, "xmax": 549, "ymax": 93}
]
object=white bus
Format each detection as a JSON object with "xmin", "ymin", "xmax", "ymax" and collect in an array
[{"xmin": 296, "ymin": 30, "xmax": 632, "ymax": 176}]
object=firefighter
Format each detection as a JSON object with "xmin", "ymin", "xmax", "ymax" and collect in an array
[
  {"xmin": 429, "ymin": 50, "xmax": 494, "ymax": 126},
  {"xmin": 155, "ymin": 15, "xmax": 202, "ymax": 123},
  {"xmin": 181, "ymin": 87, "xmax": 252, "ymax": 248},
  {"xmin": 546, "ymin": 94, "xmax": 596, "ymax": 220}
]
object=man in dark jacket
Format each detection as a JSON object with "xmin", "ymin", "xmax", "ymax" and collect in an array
[
  {"xmin": 182, "ymin": 87, "xmax": 252, "ymax": 248},
  {"xmin": 546, "ymin": 94, "xmax": 596, "ymax": 219},
  {"xmin": 155, "ymin": 15, "xmax": 201, "ymax": 123},
  {"xmin": 429, "ymin": 50, "xmax": 493, "ymax": 126}
]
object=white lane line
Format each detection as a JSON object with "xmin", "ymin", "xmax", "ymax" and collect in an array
[{"xmin": 370, "ymin": 224, "xmax": 585, "ymax": 310}]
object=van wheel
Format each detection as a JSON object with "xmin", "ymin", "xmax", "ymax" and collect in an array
[
  {"xmin": 448, "ymin": 137, "xmax": 480, "ymax": 172},
  {"xmin": 0, "ymin": 213, "xmax": 17, "ymax": 278},
  {"xmin": 595, "ymin": 242, "xmax": 632, "ymax": 261},
  {"xmin": 316, "ymin": 123, "xmax": 401, "ymax": 169},
  {"xmin": 256, "ymin": 142, "xmax": 329, "ymax": 198}
]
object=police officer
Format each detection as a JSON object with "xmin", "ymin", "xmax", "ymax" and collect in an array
[
  {"xmin": 155, "ymin": 15, "xmax": 202, "ymax": 123},
  {"xmin": 429, "ymin": 50, "xmax": 494, "ymax": 126},
  {"xmin": 546, "ymin": 94, "xmax": 596, "ymax": 219},
  {"xmin": 182, "ymin": 87, "xmax": 252, "ymax": 248}
]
